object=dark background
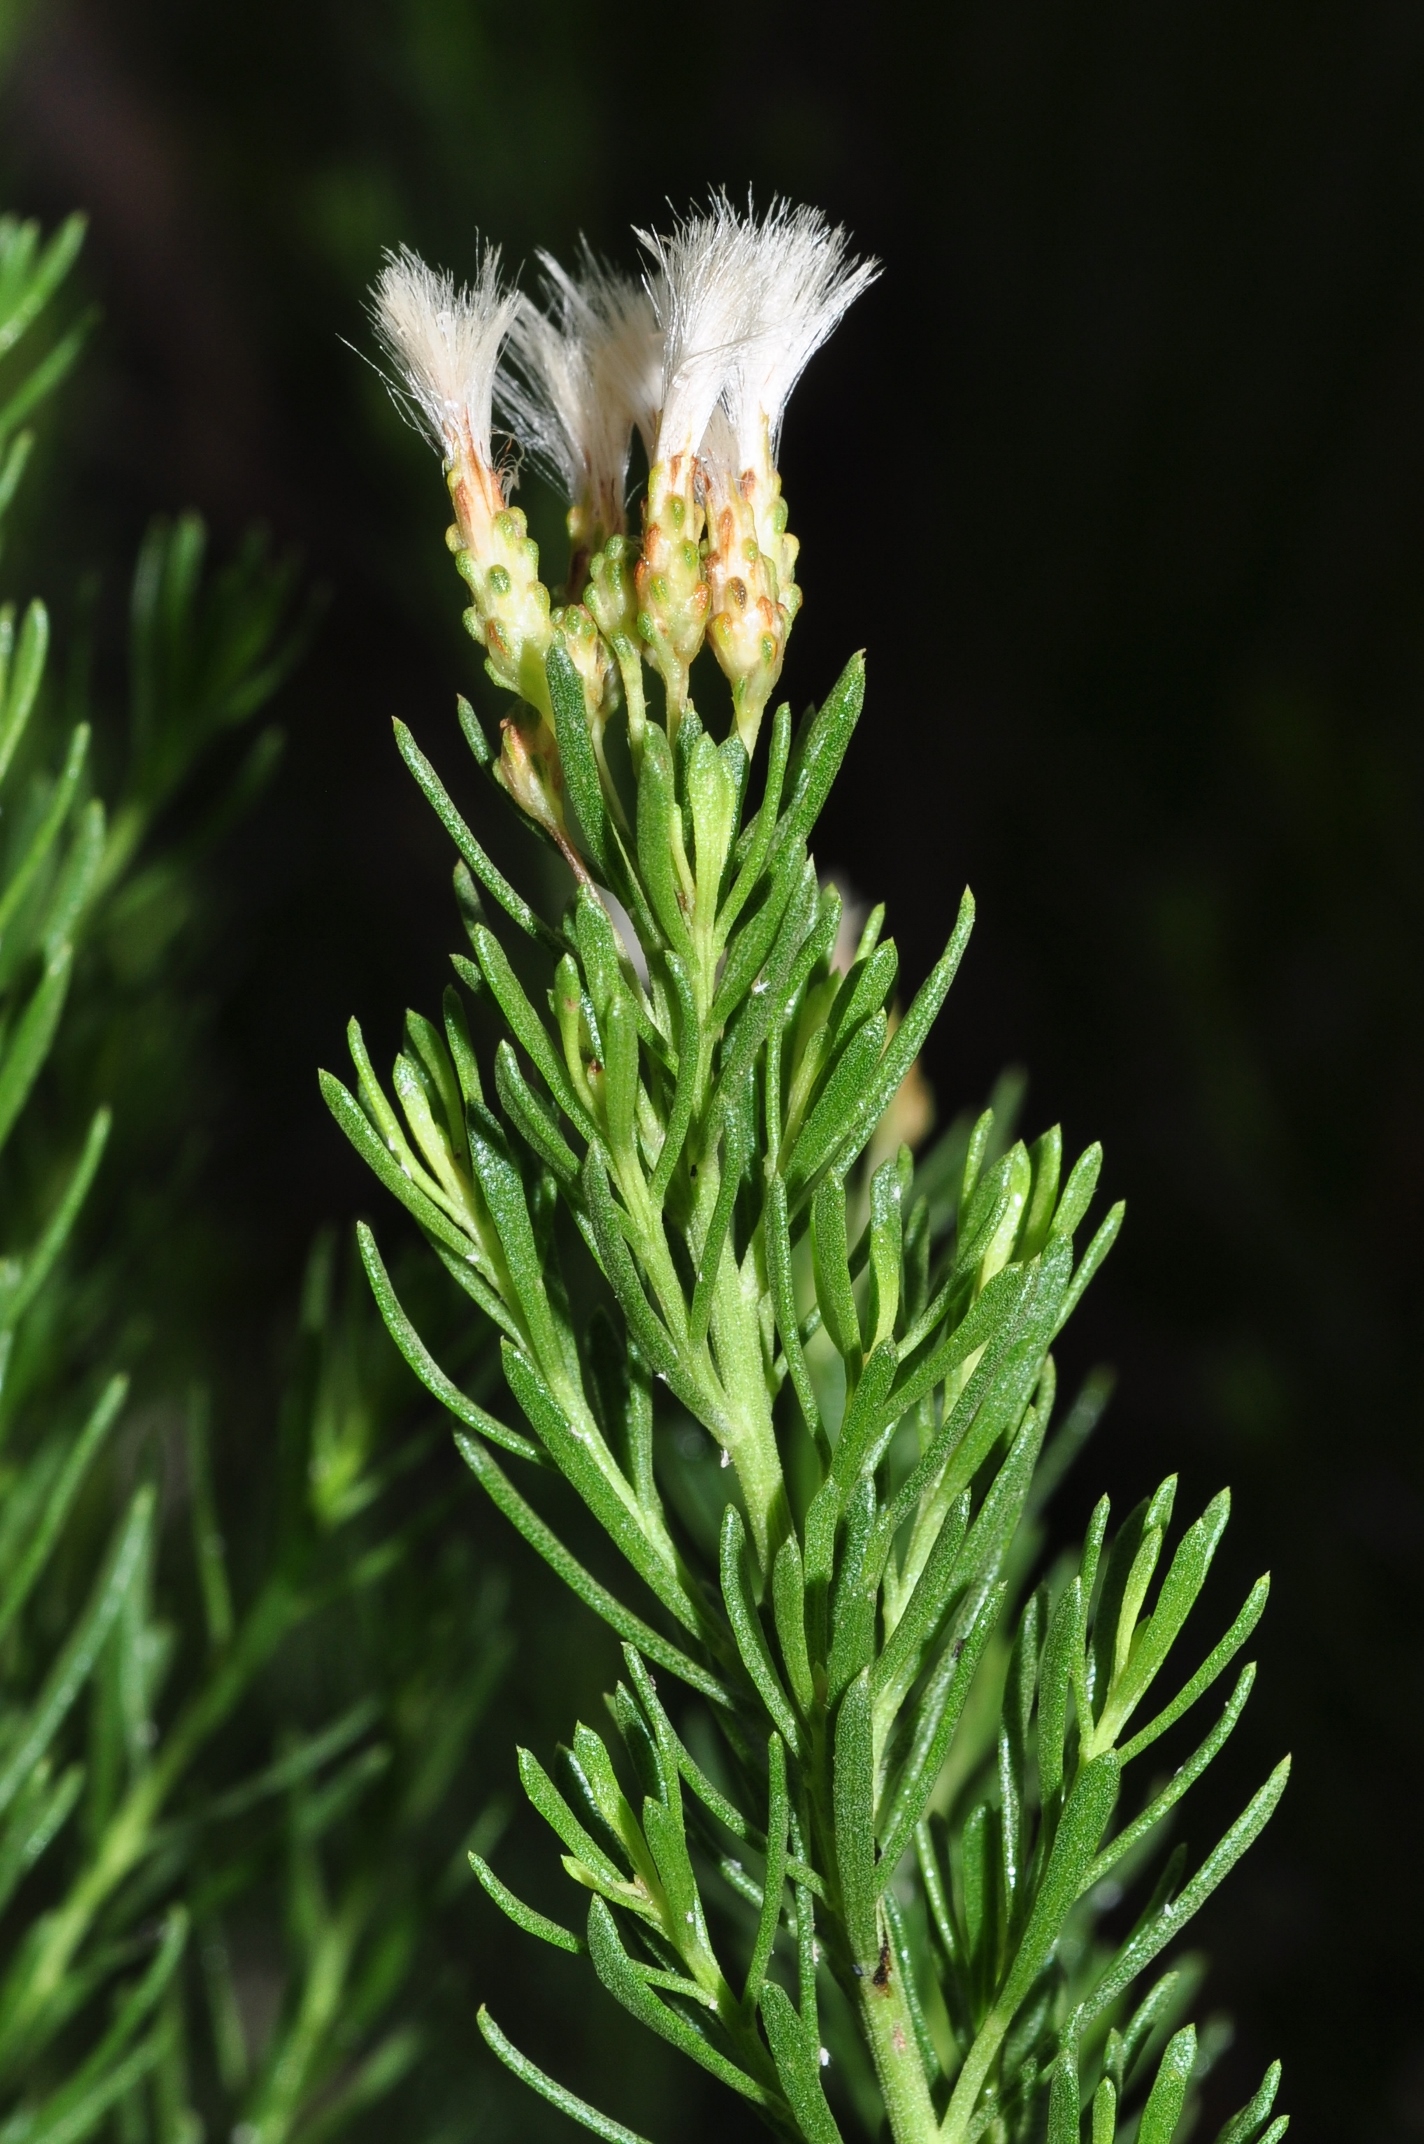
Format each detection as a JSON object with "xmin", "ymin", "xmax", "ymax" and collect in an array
[{"xmin": 1, "ymin": 0, "xmax": 1421, "ymax": 2134}]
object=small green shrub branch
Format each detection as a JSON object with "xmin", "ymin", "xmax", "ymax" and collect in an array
[{"xmin": 331, "ymin": 202, "xmax": 1290, "ymax": 2144}]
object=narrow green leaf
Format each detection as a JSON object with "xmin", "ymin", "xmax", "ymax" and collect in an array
[
  {"xmin": 1086, "ymin": 1663, "xmax": 1259, "ymax": 1892},
  {"xmin": 713, "ymin": 856, "xmax": 819, "ymax": 1105},
  {"xmin": 1138, "ymin": 2026, "xmax": 1196, "ymax": 2144},
  {"xmin": 321, "ymin": 1070, "xmax": 482, "ymax": 1264},
  {"xmin": 811, "ymin": 1174, "xmax": 860, "ymax": 1365},
  {"xmin": 876, "ymin": 1580, "xmax": 1005, "ymax": 1883},
  {"xmin": 775, "ymin": 651, "xmax": 865, "ymax": 857},
  {"xmin": 0, "ymin": 1486, "xmax": 153, "ymax": 1820},
  {"xmin": 580, "ymin": 1153, "xmax": 683, "ymax": 1386},
  {"xmin": 1103, "ymin": 1490, "xmax": 1232, "ymax": 1741},
  {"xmin": 519, "ymin": 1748, "xmax": 626, "ymax": 1889},
  {"xmin": 0, "ymin": 212, "xmax": 85, "ymax": 356},
  {"xmin": 786, "ymin": 1012, "xmax": 889, "ymax": 1198},
  {"xmin": 470, "ymin": 1852, "xmax": 584, "ymax": 1953},
  {"xmin": 833, "ymin": 1668, "xmax": 878, "ymax": 1962},
  {"xmin": 720, "ymin": 697, "xmax": 790, "ymax": 934},
  {"xmin": 766, "ymin": 1176, "xmax": 828, "ymax": 1466},
  {"xmin": 759, "ymin": 1981, "xmax": 843, "ymax": 2144},
  {"xmin": 0, "ymin": 1373, "xmax": 126, "ymax": 1647},
  {"xmin": 394, "ymin": 719, "xmax": 560, "ymax": 947},
  {"xmin": 471, "ymin": 922, "xmax": 597, "ymax": 1141},
  {"xmin": 1118, "ymin": 1575, "xmax": 1270, "ymax": 1764},
  {"xmin": 688, "ymin": 1094, "xmax": 748, "ymax": 1348},
  {"xmin": 495, "ymin": 1039, "xmax": 581, "ymax": 1186},
  {"xmin": 0, "ymin": 720, "xmax": 89, "ymax": 940},
  {"xmin": 1055, "ymin": 1201, "xmax": 1124, "ymax": 1335},
  {"xmin": 0, "ymin": 312, "xmax": 91, "ymax": 449},
  {"xmin": 503, "ymin": 1346, "xmax": 702, "ymax": 1637},
  {"xmin": 789, "ymin": 890, "xmax": 975, "ymax": 1202},
  {"xmin": 648, "ymin": 951, "xmax": 698, "ymax": 1200},
  {"xmin": 772, "ymin": 1535, "xmax": 815, "ymax": 1715},
  {"xmin": 21, "ymin": 1905, "xmax": 185, "ymax": 2142},
  {"xmin": 0, "ymin": 942, "xmax": 72, "ymax": 1157},
  {"xmin": 635, "ymin": 724, "xmax": 692, "ymax": 958},
  {"xmin": 830, "ymin": 940, "xmax": 899, "ymax": 1053},
  {"xmin": 719, "ymin": 1508, "xmax": 802, "ymax": 1754},
  {"xmin": 1046, "ymin": 2041, "xmax": 1080, "ymax": 2144},
  {"xmin": 999, "ymin": 1753, "xmax": 1120, "ymax": 2016},
  {"xmin": 0, "ymin": 599, "xmax": 48, "ymax": 785},
  {"xmin": 357, "ymin": 1226, "xmax": 539, "ymax": 1460},
  {"xmin": 477, "ymin": 2007, "xmax": 657, "ymax": 2144},
  {"xmin": 467, "ymin": 1126, "xmax": 563, "ymax": 1370},
  {"xmin": 826, "ymin": 1475, "xmax": 879, "ymax": 1707},
  {"xmin": 1052, "ymin": 1142, "xmax": 1102, "ymax": 1239},
  {"xmin": 743, "ymin": 1735, "xmax": 788, "ymax": 2008},
  {"xmin": 1018, "ymin": 1125, "xmax": 1063, "ymax": 1263},
  {"xmin": 1037, "ymin": 1577, "xmax": 1082, "ymax": 1808},
  {"xmin": 712, "ymin": 835, "xmax": 806, "ymax": 1028},
  {"xmin": 548, "ymin": 641, "xmax": 611, "ymax": 878}
]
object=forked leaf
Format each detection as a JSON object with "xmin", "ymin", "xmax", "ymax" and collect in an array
[
  {"xmin": 586, "ymin": 1897, "xmax": 774, "ymax": 2104},
  {"xmin": 1218, "ymin": 2061, "xmax": 1284, "ymax": 2144},
  {"xmin": 453, "ymin": 1434, "xmax": 732, "ymax": 1704},
  {"xmin": 1118, "ymin": 1575, "xmax": 1270, "ymax": 1763},
  {"xmin": 1075, "ymin": 1760, "xmax": 1291, "ymax": 2031},
  {"xmin": 1086, "ymin": 1663, "xmax": 1258, "ymax": 1891}
]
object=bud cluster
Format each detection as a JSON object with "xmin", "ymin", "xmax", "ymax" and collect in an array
[{"xmin": 372, "ymin": 198, "xmax": 877, "ymax": 832}]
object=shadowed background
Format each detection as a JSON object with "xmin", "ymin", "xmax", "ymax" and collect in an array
[{"xmin": 1, "ymin": 0, "xmax": 1420, "ymax": 2135}]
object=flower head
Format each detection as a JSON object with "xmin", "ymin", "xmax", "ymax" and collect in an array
[
  {"xmin": 371, "ymin": 242, "xmax": 520, "ymax": 478},
  {"xmin": 498, "ymin": 248, "xmax": 662, "ymax": 560},
  {"xmin": 370, "ymin": 244, "xmax": 560, "ymax": 728},
  {"xmin": 714, "ymin": 201, "xmax": 878, "ymax": 471}
]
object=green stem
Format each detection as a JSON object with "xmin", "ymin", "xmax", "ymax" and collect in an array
[{"xmin": 859, "ymin": 1970, "xmax": 941, "ymax": 2144}]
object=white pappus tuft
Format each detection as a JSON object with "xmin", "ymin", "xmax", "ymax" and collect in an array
[
  {"xmin": 637, "ymin": 196, "xmax": 759, "ymax": 466},
  {"xmin": 497, "ymin": 247, "xmax": 663, "ymax": 538},
  {"xmin": 637, "ymin": 196, "xmax": 877, "ymax": 473},
  {"xmin": 718, "ymin": 201, "xmax": 879, "ymax": 469},
  {"xmin": 371, "ymin": 242, "xmax": 521, "ymax": 471}
]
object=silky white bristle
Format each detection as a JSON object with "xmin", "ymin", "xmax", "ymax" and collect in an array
[
  {"xmin": 638, "ymin": 196, "xmax": 877, "ymax": 470},
  {"xmin": 722, "ymin": 202, "xmax": 879, "ymax": 462},
  {"xmin": 497, "ymin": 246, "xmax": 662, "ymax": 519},
  {"xmin": 371, "ymin": 242, "xmax": 521, "ymax": 465}
]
